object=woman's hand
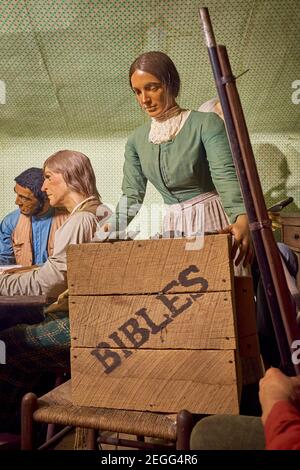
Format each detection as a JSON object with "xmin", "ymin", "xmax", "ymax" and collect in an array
[{"xmin": 219, "ymin": 213, "xmax": 253, "ymax": 267}]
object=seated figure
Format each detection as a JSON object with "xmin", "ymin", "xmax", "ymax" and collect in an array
[
  {"xmin": 0, "ymin": 167, "xmax": 68, "ymax": 266},
  {"xmin": 0, "ymin": 152, "xmax": 110, "ymax": 299},
  {"xmin": 0, "ymin": 150, "xmax": 110, "ymax": 432}
]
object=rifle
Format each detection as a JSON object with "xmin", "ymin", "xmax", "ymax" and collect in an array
[
  {"xmin": 268, "ymin": 197, "xmax": 293, "ymax": 214},
  {"xmin": 199, "ymin": 7, "xmax": 300, "ymax": 375}
]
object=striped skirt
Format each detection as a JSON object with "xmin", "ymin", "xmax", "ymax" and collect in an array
[
  {"xmin": 163, "ymin": 191, "xmax": 229, "ymax": 236},
  {"xmin": 163, "ymin": 191, "xmax": 248, "ymax": 276}
]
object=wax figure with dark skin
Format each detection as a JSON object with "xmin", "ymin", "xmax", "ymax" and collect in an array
[
  {"xmin": 0, "ymin": 150, "xmax": 109, "ymax": 432},
  {"xmin": 0, "ymin": 167, "xmax": 68, "ymax": 266},
  {"xmin": 103, "ymin": 51, "xmax": 252, "ymax": 267}
]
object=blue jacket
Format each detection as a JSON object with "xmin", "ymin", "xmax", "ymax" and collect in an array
[{"xmin": 0, "ymin": 208, "xmax": 55, "ymax": 265}]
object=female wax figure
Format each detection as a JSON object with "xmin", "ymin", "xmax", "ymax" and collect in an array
[
  {"xmin": 0, "ymin": 150, "xmax": 109, "ymax": 431},
  {"xmin": 104, "ymin": 51, "xmax": 252, "ymax": 267}
]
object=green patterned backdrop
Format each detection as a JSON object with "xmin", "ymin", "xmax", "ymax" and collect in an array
[{"xmin": 0, "ymin": 0, "xmax": 299, "ymax": 230}]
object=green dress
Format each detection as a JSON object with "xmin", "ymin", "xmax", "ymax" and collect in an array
[{"xmin": 110, "ymin": 110, "xmax": 245, "ymax": 230}]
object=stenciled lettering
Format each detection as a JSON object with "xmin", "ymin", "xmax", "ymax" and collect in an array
[
  {"xmin": 156, "ymin": 277, "xmax": 193, "ymax": 318},
  {"xmin": 91, "ymin": 342, "xmax": 121, "ymax": 374},
  {"xmin": 118, "ymin": 318, "xmax": 150, "ymax": 348},
  {"xmin": 91, "ymin": 265, "xmax": 208, "ymax": 374},
  {"xmin": 157, "ymin": 265, "xmax": 208, "ymax": 318},
  {"xmin": 179, "ymin": 264, "xmax": 208, "ymax": 290},
  {"xmin": 108, "ymin": 332, "xmax": 132, "ymax": 358},
  {"xmin": 136, "ymin": 307, "xmax": 173, "ymax": 334}
]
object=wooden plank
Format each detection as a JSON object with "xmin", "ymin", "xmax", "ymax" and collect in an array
[
  {"xmin": 234, "ymin": 277, "xmax": 263, "ymax": 384},
  {"xmin": 281, "ymin": 212, "xmax": 300, "ymax": 226},
  {"xmin": 67, "ymin": 235, "xmax": 232, "ymax": 295},
  {"xmin": 70, "ymin": 292, "xmax": 236, "ymax": 350},
  {"xmin": 71, "ymin": 349, "xmax": 239, "ymax": 414},
  {"xmin": 234, "ymin": 350, "xmax": 243, "ymax": 402},
  {"xmin": 234, "ymin": 277, "xmax": 260, "ymax": 358},
  {"xmin": 240, "ymin": 356, "xmax": 263, "ymax": 385},
  {"xmin": 282, "ymin": 225, "xmax": 300, "ymax": 251}
]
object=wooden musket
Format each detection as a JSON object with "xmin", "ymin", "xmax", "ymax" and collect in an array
[{"xmin": 199, "ymin": 7, "xmax": 300, "ymax": 375}]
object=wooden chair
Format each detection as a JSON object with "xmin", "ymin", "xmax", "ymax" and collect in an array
[{"xmin": 21, "ymin": 380, "xmax": 194, "ymax": 450}]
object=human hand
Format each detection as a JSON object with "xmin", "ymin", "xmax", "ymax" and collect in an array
[
  {"xmin": 219, "ymin": 213, "xmax": 253, "ymax": 266},
  {"xmin": 259, "ymin": 367, "xmax": 300, "ymax": 424},
  {"xmin": 268, "ymin": 211, "xmax": 282, "ymax": 231}
]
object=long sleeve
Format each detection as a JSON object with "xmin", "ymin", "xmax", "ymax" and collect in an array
[
  {"xmin": 264, "ymin": 401, "xmax": 300, "ymax": 450},
  {"xmin": 0, "ymin": 211, "xmax": 98, "ymax": 298},
  {"xmin": 108, "ymin": 135, "xmax": 148, "ymax": 230},
  {"xmin": 0, "ymin": 211, "xmax": 19, "ymax": 265},
  {"xmin": 202, "ymin": 112, "xmax": 245, "ymax": 223}
]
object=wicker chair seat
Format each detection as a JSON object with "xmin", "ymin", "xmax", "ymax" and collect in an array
[{"xmin": 33, "ymin": 380, "xmax": 177, "ymax": 441}]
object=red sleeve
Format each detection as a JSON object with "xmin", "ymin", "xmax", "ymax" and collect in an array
[{"xmin": 264, "ymin": 400, "xmax": 300, "ymax": 450}]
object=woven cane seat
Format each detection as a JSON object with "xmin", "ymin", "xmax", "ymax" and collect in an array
[{"xmin": 33, "ymin": 380, "xmax": 178, "ymax": 442}]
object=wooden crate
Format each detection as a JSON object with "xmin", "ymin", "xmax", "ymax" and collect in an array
[{"xmin": 68, "ymin": 235, "xmax": 243, "ymax": 414}]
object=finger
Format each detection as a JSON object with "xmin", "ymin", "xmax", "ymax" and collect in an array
[{"xmin": 218, "ymin": 224, "xmax": 232, "ymax": 234}]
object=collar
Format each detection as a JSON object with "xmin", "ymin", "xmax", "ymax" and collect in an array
[{"xmin": 70, "ymin": 195, "xmax": 96, "ymax": 215}]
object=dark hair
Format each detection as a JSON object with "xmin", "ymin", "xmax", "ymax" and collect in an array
[
  {"xmin": 129, "ymin": 51, "xmax": 180, "ymax": 97},
  {"xmin": 15, "ymin": 167, "xmax": 46, "ymax": 204},
  {"xmin": 43, "ymin": 150, "xmax": 100, "ymax": 199}
]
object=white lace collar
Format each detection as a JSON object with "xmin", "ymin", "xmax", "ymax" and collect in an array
[{"xmin": 149, "ymin": 110, "xmax": 191, "ymax": 144}]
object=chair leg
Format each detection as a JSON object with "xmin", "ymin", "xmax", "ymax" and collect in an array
[
  {"xmin": 46, "ymin": 423, "xmax": 57, "ymax": 441},
  {"xmin": 176, "ymin": 410, "xmax": 194, "ymax": 450},
  {"xmin": 46, "ymin": 369, "xmax": 69, "ymax": 440},
  {"xmin": 86, "ymin": 429, "xmax": 98, "ymax": 450},
  {"xmin": 21, "ymin": 392, "xmax": 38, "ymax": 450}
]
